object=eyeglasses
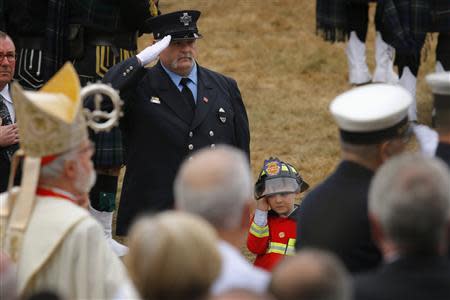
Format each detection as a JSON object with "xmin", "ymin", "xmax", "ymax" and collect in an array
[{"xmin": 0, "ymin": 53, "xmax": 16, "ymax": 62}]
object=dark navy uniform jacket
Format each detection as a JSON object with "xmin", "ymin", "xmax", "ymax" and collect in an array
[
  {"xmin": 296, "ymin": 160, "xmax": 382, "ymax": 273},
  {"xmin": 354, "ymin": 256, "xmax": 450, "ymax": 300},
  {"xmin": 103, "ymin": 57, "xmax": 250, "ymax": 235},
  {"xmin": 436, "ymin": 142, "xmax": 450, "ymax": 169}
]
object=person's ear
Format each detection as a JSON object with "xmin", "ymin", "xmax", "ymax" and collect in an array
[
  {"xmin": 379, "ymin": 141, "xmax": 392, "ymax": 162},
  {"xmin": 64, "ymin": 160, "xmax": 78, "ymax": 180}
]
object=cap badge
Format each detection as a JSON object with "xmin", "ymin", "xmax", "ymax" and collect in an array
[
  {"xmin": 180, "ymin": 13, "xmax": 192, "ymax": 26},
  {"xmin": 218, "ymin": 107, "xmax": 226, "ymax": 123},
  {"xmin": 265, "ymin": 161, "xmax": 281, "ymax": 176}
]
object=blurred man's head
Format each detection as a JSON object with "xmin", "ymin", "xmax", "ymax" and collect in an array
[
  {"xmin": 0, "ymin": 31, "xmax": 16, "ymax": 90},
  {"xmin": 269, "ymin": 249, "xmax": 352, "ymax": 300},
  {"xmin": 126, "ymin": 211, "xmax": 221, "ymax": 300},
  {"xmin": 369, "ymin": 153, "xmax": 450, "ymax": 257},
  {"xmin": 174, "ymin": 145, "xmax": 252, "ymax": 245},
  {"xmin": 330, "ymin": 84, "xmax": 412, "ymax": 170}
]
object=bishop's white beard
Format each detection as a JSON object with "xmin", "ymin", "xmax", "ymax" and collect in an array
[{"xmin": 74, "ymin": 162, "xmax": 97, "ymax": 194}]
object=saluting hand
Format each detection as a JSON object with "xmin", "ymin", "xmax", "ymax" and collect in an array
[
  {"xmin": 136, "ymin": 35, "xmax": 172, "ymax": 66},
  {"xmin": 256, "ymin": 197, "xmax": 270, "ymax": 212},
  {"xmin": 0, "ymin": 124, "xmax": 19, "ymax": 147}
]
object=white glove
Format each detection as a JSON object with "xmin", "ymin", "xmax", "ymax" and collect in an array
[
  {"xmin": 136, "ymin": 35, "xmax": 171, "ymax": 66},
  {"xmin": 413, "ymin": 124, "xmax": 439, "ymax": 157}
]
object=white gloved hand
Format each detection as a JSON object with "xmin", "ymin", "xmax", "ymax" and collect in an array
[
  {"xmin": 413, "ymin": 124, "xmax": 439, "ymax": 157},
  {"xmin": 136, "ymin": 35, "xmax": 171, "ymax": 66}
]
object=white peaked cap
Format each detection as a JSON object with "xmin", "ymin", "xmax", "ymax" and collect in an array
[{"xmin": 330, "ymin": 84, "xmax": 412, "ymax": 144}]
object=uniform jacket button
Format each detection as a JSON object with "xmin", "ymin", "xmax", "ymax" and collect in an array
[
  {"xmin": 210, "ymin": 144, "xmax": 216, "ymax": 148},
  {"xmin": 189, "ymin": 131, "xmax": 193, "ymax": 137},
  {"xmin": 188, "ymin": 144, "xmax": 194, "ymax": 150},
  {"xmin": 209, "ymin": 131, "xmax": 214, "ymax": 137}
]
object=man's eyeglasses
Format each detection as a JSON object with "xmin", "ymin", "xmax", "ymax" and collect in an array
[{"xmin": 0, "ymin": 53, "xmax": 16, "ymax": 62}]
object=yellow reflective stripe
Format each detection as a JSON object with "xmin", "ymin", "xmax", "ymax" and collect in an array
[
  {"xmin": 267, "ymin": 242, "xmax": 287, "ymax": 255},
  {"xmin": 267, "ymin": 240, "xmax": 296, "ymax": 256},
  {"xmin": 249, "ymin": 222, "xmax": 269, "ymax": 238}
]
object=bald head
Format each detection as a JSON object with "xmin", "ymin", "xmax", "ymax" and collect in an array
[
  {"xmin": 269, "ymin": 249, "xmax": 352, "ymax": 300},
  {"xmin": 174, "ymin": 145, "xmax": 252, "ymax": 230}
]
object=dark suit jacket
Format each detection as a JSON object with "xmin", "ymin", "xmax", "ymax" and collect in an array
[
  {"xmin": 354, "ymin": 256, "xmax": 450, "ymax": 300},
  {"xmin": 103, "ymin": 58, "xmax": 250, "ymax": 235},
  {"xmin": 436, "ymin": 142, "xmax": 450, "ymax": 168},
  {"xmin": 0, "ymin": 85, "xmax": 19, "ymax": 193},
  {"xmin": 296, "ymin": 160, "xmax": 382, "ymax": 273}
]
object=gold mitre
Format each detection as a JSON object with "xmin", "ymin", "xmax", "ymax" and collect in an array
[{"xmin": 11, "ymin": 62, "xmax": 88, "ymax": 158}]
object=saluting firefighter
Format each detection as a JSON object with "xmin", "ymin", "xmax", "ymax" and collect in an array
[
  {"xmin": 102, "ymin": 10, "xmax": 250, "ymax": 236},
  {"xmin": 316, "ymin": 0, "xmax": 398, "ymax": 85},
  {"xmin": 67, "ymin": 0, "xmax": 160, "ymax": 256},
  {"xmin": 247, "ymin": 157, "xmax": 309, "ymax": 271}
]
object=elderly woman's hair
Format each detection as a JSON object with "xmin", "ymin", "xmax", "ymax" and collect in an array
[{"xmin": 126, "ymin": 211, "xmax": 222, "ymax": 300}]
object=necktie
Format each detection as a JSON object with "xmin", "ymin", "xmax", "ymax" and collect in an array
[
  {"xmin": 180, "ymin": 78, "xmax": 196, "ymax": 111},
  {"xmin": 0, "ymin": 94, "xmax": 12, "ymax": 126}
]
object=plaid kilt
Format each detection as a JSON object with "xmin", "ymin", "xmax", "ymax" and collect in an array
[
  {"xmin": 378, "ymin": 0, "xmax": 430, "ymax": 66},
  {"xmin": 77, "ymin": 44, "xmax": 137, "ymax": 168},
  {"xmin": 316, "ymin": 0, "xmax": 377, "ymax": 42},
  {"xmin": 432, "ymin": 0, "xmax": 450, "ymax": 32}
]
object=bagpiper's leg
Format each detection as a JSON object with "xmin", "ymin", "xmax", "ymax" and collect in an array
[
  {"xmin": 373, "ymin": 32, "xmax": 399, "ymax": 83},
  {"xmin": 89, "ymin": 173, "xmax": 128, "ymax": 257}
]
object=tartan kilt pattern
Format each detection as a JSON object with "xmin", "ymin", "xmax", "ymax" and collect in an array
[
  {"xmin": 378, "ymin": 0, "xmax": 430, "ymax": 55},
  {"xmin": 316, "ymin": 0, "xmax": 377, "ymax": 42},
  {"xmin": 432, "ymin": 0, "xmax": 450, "ymax": 32},
  {"xmin": 77, "ymin": 44, "xmax": 137, "ymax": 168}
]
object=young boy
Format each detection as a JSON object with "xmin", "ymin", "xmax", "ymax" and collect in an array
[{"xmin": 247, "ymin": 157, "xmax": 309, "ymax": 271}]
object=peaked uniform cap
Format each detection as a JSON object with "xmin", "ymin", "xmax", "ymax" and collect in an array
[
  {"xmin": 148, "ymin": 10, "xmax": 202, "ymax": 41},
  {"xmin": 330, "ymin": 84, "xmax": 412, "ymax": 144},
  {"xmin": 12, "ymin": 63, "xmax": 88, "ymax": 157}
]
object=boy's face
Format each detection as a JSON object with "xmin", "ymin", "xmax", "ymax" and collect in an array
[{"xmin": 266, "ymin": 192, "xmax": 296, "ymax": 217}]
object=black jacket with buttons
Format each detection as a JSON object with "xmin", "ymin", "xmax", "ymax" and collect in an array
[{"xmin": 103, "ymin": 57, "xmax": 250, "ymax": 235}]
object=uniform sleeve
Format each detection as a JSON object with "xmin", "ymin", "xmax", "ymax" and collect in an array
[
  {"xmin": 247, "ymin": 214, "xmax": 270, "ymax": 255},
  {"xmin": 227, "ymin": 78, "xmax": 251, "ymax": 161}
]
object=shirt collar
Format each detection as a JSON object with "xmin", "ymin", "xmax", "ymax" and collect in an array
[
  {"xmin": 161, "ymin": 61, "xmax": 198, "ymax": 86},
  {"xmin": 0, "ymin": 84, "xmax": 12, "ymax": 103}
]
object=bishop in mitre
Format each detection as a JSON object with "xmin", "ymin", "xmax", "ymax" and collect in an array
[{"xmin": 0, "ymin": 63, "xmax": 138, "ymax": 299}]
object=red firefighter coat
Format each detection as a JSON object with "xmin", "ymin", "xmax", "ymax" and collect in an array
[{"xmin": 247, "ymin": 206, "xmax": 298, "ymax": 271}]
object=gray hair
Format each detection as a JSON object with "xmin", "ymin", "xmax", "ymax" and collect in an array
[
  {"xmin": 40, "ymin": 149, "xmax": 79, "ymax": 180},
  {"xmin": 369, "ymin": 153, "xmax": 450, "ymax": 254},
  {"xmin": 269, "ymin": 248, "xmax": 352, "ymax": 300},
  {"xmin": 174, "ymin": 145, "xmax": 252, "ymax": 230}
]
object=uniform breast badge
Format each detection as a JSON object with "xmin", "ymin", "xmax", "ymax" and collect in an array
[
  {"xmin": 150, "ymin": 96, "xmax": 161, "ymax": 104},
  {"xmin": 218, "ymin": 107, "xmax": 226, "ymax": 123}
]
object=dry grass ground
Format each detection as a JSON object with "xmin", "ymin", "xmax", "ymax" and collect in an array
[{"xmin": 116, "ymin": 1, "xmax": 437, "ymax": 246}]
